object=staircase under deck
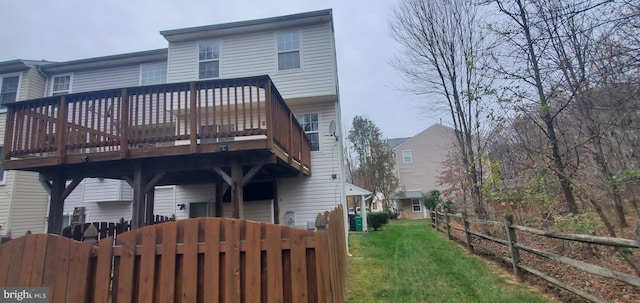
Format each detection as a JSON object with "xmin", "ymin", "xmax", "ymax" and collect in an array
[{"xmin": 2, "ymin": 75, "xmax": 311, "ymax": 233}]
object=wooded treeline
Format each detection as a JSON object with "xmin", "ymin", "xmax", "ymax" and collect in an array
[{"xmin": 391, "ymin": 0, "xmax": 640, "ymax": 237}]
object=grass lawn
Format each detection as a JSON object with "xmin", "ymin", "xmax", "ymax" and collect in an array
[{"xmin": 346, "ymin": 219, "xmax": 552, "ymax": 303}]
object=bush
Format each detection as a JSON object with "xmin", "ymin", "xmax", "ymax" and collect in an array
[
  {"xmin": 422, "ymin": 190, "xmax": 444, "ymax": 211},
  {"xmin": 368, "ymin": 212, "xmax": 390, "ymax": 231},
  {"xmin": 387, "ymin": 211, "xmax": 399, "ymax": 220}
]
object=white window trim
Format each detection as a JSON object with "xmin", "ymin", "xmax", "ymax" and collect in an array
[
  {"xmin": 197, "ymin": 40, "xmax": 222, "ymax": 79},
  {"xmin": 402, "ymin": 150, "xmax": 412, "ymax": 163},
  {"xmin": 139, "ymin": 62, "xmax": 167, "ymax": 85},
  {"xmin": 411, "ymin": 199, "xmax": 421, "ymax": 212},
  {"xmin": 50, "ymin": 73, "xmax": 73, "ymax": 96},
  {"xmin": 296, "ymin": 112, "xmax": 320, "ymax": 152},
  {"xmin": 0, "ymin": 72, "xmax": 22, "ymax": 113},
  {"xmin": 275, "ymin": 31, "xmax": 303, "ymax": 73}
]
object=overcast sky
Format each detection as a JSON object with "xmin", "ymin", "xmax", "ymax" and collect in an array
[{"xmin": 0, "ymin": 0, "xmax": 444, "ymax": 139}]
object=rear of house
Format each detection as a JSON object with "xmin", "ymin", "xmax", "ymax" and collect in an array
[{"xmin": 0, "ymin": 9, "xmax": 347, "ymax": 235}]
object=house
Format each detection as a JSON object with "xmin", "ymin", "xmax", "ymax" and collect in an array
[
  {"xmin": 0, "ymin": 9, "xmax": 347, "ymax": 235},
  {"xmin": 0, "ymin": 60, "xmax": 52, "ymax": 237},
  {"xmin": 390, "ymin": 123, "xmax": 456, "ymax": 219}
]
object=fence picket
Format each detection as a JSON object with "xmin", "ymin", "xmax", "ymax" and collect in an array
[
  {"xmin": 244, "ymin": 221, "xmax": 261, "ymax": 303},
  {"xmin": 137, "ymin": 226, "xmax": 157, "ymax": 303},
  {"xmin": 204, "ymin": 219, "xmax": 221, "ymax": 302},
  {"xmin": 266, "ymin": 224, "xmax": 284, "ymax": 302},
  {"xmin": 159, "ymin": 220, "xmax": 177, "ymax": 303},
  {"xmin": 115, "ymin": 230, "xmax": 137, "ymax": 302}
]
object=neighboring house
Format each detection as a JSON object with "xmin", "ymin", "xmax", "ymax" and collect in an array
[
  {"xmin": 0, "ymin": 9, "xmax": 347, "ymax": 235},
  {"xmin": 0, "ymin": 60, "xmax": 52, "ymax": 236},
  {"xmin": 390, "ymin": 123, "xmax": 456, "ymax": 219}
]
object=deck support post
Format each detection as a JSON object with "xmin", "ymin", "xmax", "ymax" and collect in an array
[
  {"xmin": 145, "ymin": 187, "xmax": 155, "ymax": 225},
  {"xmin": 130, "ymin": 166, "xmax": 164, "ymax": 229},
  {"xmin": 131, "ymin": 164, "xmax": 146, "ymax": 229},
  {"xmin": 43, "ymin": 171, "xmax": 66, "ymax": 235},
  {"xmin": 214, "ymin": 163, "xmax": 263, "ymax": 219},
  {"xmin": 231, "ymin": 162, "xmax": 243, "ymax": 219},
  {"xmin": 272, "ymin": 179, "xmax": 279, "ymax": 224},
  {"xmin": 214, "ymin": 182, "xmax": 224, "ymax": 217}
]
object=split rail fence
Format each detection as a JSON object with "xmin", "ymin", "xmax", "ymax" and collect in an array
[
  {"xmin": 431, "ymin": 211, "xmax": 640, "ymax": 303},
  {"xmin": 0, "ymin": 205, "xmax": 347, "ymax": 303}
]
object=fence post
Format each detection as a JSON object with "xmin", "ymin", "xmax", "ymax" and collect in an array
[
  {"xmin": 430, "ymin": 211, "xmax": 436, "ymax": 228},
  {"xmin": 434, "ymin": 211, "xmax": 440, "ymax": 232},
  {"xmin": 315, "ymin": 213, "xmax": 327, "ymax": 232},
  {"xmin": 445, "ymin": 210, "xmax": 452, "ymax": 240},
  {"xmin": 504, "ymin": 214, "xmax": 523, "ymax": 281},
  {"xmin": 462, "ymin": 212, "xmax": 474, "ymax": 253}
]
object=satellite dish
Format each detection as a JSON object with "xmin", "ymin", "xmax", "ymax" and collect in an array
[{"xmin": 328, "ymin": 120, "xmax": 338, "ymax": 141}]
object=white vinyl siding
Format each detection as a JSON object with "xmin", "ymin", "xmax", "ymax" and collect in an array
[
  {"xmin": 278, "ymin": 101, "xmax": 342, "ymax": 227},
  {"xmin": 51, "ymin": 74, "xmax": 72, "ymax": 95},
  {"xmin": 60, "ymin": 65, "xmax": 140, "ymax": 93},
  {"xmin": 140, "ymin": 63, "xmax": 167, "ymax": 85},
  {"xmin": 167, "ymin": 22, "xmax": 336, "ymax": 99},
  {"xmin": 0, "ymin": 146, "xmax": 5, "ymax": 184},
  {"xmin": 9, "ymin": 171, "xmax": 49, "ymax": 235}
]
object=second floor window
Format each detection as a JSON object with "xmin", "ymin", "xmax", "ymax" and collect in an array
[
  {"xmin": 199, "ymin": 42, "xmax": 220, "ymax": 79},
  {"xmin": 277, "ymin": 32, "xmax": 300, "ymax": 70},
  {"xmin": 0, "ymin": 75, "xmax": 19, "ymax": 107},
  {"xmin": 141, "ymin": 63, "xmax": 167, "ymax": 85},
  {"xmin": 403, "ymin": 150, "xmax": 412, "ymax": 163},
  {"xmin": 296, "ymin": 113, "xmax": 319, "ymax": 151},
  {"xmin": 52, "ymin": 75, "xmax": 71, "ymax": 96}
]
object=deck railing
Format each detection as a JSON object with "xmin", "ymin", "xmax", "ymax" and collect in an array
[{"xmin": 2, "ymin": 75, "xmax": 311, "ymax": 170}]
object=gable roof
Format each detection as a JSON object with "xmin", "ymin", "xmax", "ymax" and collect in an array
[
  {"xmin": 39, "ymin": 48, "xmax": 168, "ymax": 74},
  {"xmin": 161, "ymin": 9, "xmax": 332, "ymax": 42},
  {"xmin": 388, "ymin": 137, "xmax": 410, "ymax": 149},
  {"xmin": 345, "ymin": 182, "xmax": 372, "ymax": 197},
  {"xmin": 0, "ymin": 59, "xmax": 52, "ymax": 74},
  {"xmin": 391, "ymin": 123, "xmax": 455, "ymax": 150}
]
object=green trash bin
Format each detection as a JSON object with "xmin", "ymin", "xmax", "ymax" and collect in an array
[{"xmin": 355, "ymin": 215, "xmax": 363, "ymax": 232}]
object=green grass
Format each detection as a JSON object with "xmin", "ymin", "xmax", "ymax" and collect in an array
[{"xmin": 346, "ymin": 219, "xmax": 551, "ymax": 303}]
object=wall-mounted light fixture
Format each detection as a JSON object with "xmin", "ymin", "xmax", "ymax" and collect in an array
[{"xmin": 177, "ymin": 203, "xmax": 186, "ymax": 211}]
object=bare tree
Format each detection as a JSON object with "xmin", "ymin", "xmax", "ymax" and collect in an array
[
  {"xmin": 391, "ymin": 0, "xmax": 491, "ymax": 219},
  {"xmin": 347, "ymin": 116, "xmax": 399, "ymax": 211}
]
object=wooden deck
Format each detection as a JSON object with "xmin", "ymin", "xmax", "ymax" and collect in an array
[{"xmin": 2, "ymin": 75, "xmax": 311, "ymax": 178}]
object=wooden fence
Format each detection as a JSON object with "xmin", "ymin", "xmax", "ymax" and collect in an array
[
  {"xmin": 62, "ymin": 215, "xmax": 175, "ymax": 242},
  {"xmin": 0, "ymin": 205, "xmax": 346, "ymax": 303},
  {"xmin": 431, "ymin": 211, "xmax": 640, "ymax": 303}
]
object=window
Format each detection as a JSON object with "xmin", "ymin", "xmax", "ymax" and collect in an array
[
  {"xmin": 296, "ymin": 113, "xmax": 319, "ymax": 151},
  {"xmin": 189, "ymin": 202, "xmax": 215, "ymax": 218},
  {"xmin": 51, "ymin": 74, "xmax": 72, "ymax": 96},
  {"xmin": 0, "ymin": 75, "xmax": 19, "ymax": 108},
  {"xmin": 277, "ymin": 32, "xmax": 300, "ymax": 70},
  {"xmin": 199, "ymin": 42, "xmax": 220, "ymax": 79},
  {"xmin": 141, "ymin": 63, "xmax": 167, "ymax": 85},
  {"xmin": 402, "ymin": 150, "xmax": 412, "ymax": 163},
  {"xmin": 412, "ymin": 199, "xmax": 421, "ymax": 212},
  {"xmin": 0, "ymin": 146, "xmax": 5, "ymax": 185}
]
